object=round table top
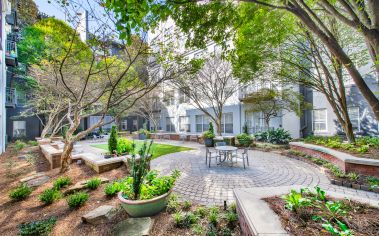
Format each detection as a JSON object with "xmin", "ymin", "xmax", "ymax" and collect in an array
[{"xmin": 215, "ymin": 146, "xmax": 238, "ymax": 151}]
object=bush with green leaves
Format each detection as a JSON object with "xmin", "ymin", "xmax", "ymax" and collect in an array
[
  {"xmin": 203, "ymin": 122, "xmax": 215, "ymax": 139},
  {"xmin": 39, "ymin": 188, "xmax": 61, "ymax": 205},
  {"xmin": 183, "ymin": 200, "xmax": 192, "ymax": 211},
  {"xmin": 14, "ymin": 140, "xmax": 26, "ymax": 151},
  {"xmin": 9, "ymin": 184, "xmax": 32, "ymax": 201},
  {"xmin": 18, "ymin": 217, "xmax": 57, "ymax": 236},
  {"xmin": 27, "ymin": 140, "xmax": 38, "ymax": 146},
  {"xmin": 195, "ymin": 206, "xmax": 208, "ymax": 218},
  {"xmin": 173, "ymin": 211, "xmax": 198, "ymax": 228},
  {"xmin": 254, "ymin": 128, "xmax": 292, "ymax": 144},
  {"xmin": 108, "ymin": 125, "xmax": 118, "ymax": 154},
  {"xmin": 104, "ymin": 180, "xmax": 126, "ymax": 197},
  {"xmin": 67, "ymin": 192, "xmax": 89, "ymax": 209},
  {"xmin": 192, "ymin": 224, "xmax": 204, "ymax": 235},
  {"xmin": 117, "ymin": 138, "xmax": 133, "ymax": 154},
  {"xmin": 207, "ymin": 207, "xmax": 219, "ymax": 226},
  {"xmin": 236, "ymin": 133, "xmax": 253, "ymax": 147},
  {"xmin": 86, "ymin": 178, "xmax": 102, "ymax": 190},
  {"xmin": 225, "ymin": 211, "xmax": 238, "ymax": 228},
  {"xmin": 53, "ymin": 176, "xmax": 71, "ymax": 190},
  {"xmin": 282, "ymin": 189, "xmax": 311, "ymax": 213}
]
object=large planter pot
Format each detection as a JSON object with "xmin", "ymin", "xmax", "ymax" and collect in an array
[
  {"xmin": 138, "ymin": 133, "xmax": 147, "ymax": 140},
  {"xmin": 118, "ymin": 190, "xmax": 172, "ymax": 217},
  {"xmin": 204, "ymin": 138, "xmax": 214, "ymax": 147}
]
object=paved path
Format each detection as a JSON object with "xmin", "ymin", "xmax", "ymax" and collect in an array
[{"xmin": 151, "ymin": 143, "xmax": 379, "ymax": 205}]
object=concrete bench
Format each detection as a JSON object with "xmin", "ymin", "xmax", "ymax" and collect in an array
[
  {"xmin": 72, "ymin": 153, "xmax": 129, "ymax": 173},
  {"xmin": 40, "ymin": 144, "xmax": 63, "ymax": 169}
]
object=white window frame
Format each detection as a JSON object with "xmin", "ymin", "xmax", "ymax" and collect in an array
[
  {"xmin": 347, "ymin": 106, "xmax": 360, "ymax": 132},
  {"xmin": 13, "ymin": 120, "xmax": 26, "ymax": 138},
  {"xmin": 195, "ymin": 115, "xmax": 209, "ymax": 133},
  {"xmin": 179, "ymin": 116, "xmax": 190, "ymax": 132},
  {"xmin": 166, "ymin": 117, "xmax": 175, "ymax": 132},
  {"xmin": 312, "ymin": 109, "xmax": 328, "ymax": 132},
  {"xmin": 221, "ymin": 113, "xmax": 233, "ymax": 134}
]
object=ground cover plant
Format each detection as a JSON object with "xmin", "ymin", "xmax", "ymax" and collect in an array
[
  {"xmin": 287, "ymin": 149, "xmax": 379, "ymax": 190},
  {"xmin": 85, "ymin": 178, "xmax": 102, "ymax": 190},
  {"xmin": 53, "ymin": 176, "xmax": 71, "ymax": 190},
  {"xmin": 91, "ymin": 141, "xmax": 192, "ymax": 159},
  {"xmin": 254, "ymin": 128, "xmax": 292, "ymax": 145},
  {"xmin": 304, "ymin": 135, "xmax": 379, "ymax": 159},
  {"xmin": 67, "ymin": 192, "xmax": 89, "ymax": 209},
  {"xmin": 265, "ymin": 186, "xmax": 379, "ymax": 235},
  {"xmin": 39, "ymin": 188, "xmax": 61, "ymax": 205},
  {"xmin": 9, "ymin": 183, "xmax": 33, "ymax": 201},
  {"xmin": 18, "ymin": 217, "xmax": 57, "ymax": 236}
]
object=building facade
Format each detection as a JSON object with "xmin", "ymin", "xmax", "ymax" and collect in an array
[{"xmin": 147, "ymin": 19, "xmax": 379, "ymax": 140}]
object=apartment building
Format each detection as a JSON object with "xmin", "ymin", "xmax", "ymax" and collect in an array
[{"xmin": 147, "ymin": 19, "xmax": 379, "ymax": 139}]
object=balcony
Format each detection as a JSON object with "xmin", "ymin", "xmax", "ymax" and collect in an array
[
  {"xmin": 6, "ymin": 88, "xmax": 16, "ymax": 107},
  {"xmin": 5, "ymin": 40, "xmax": 18, "ymax": 66},
  {"xmin": 239, "ymin": 82, "xmax": 280, "ymax": 101}
]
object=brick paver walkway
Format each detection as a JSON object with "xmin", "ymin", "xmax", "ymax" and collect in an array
[{"xmin": 151, "ymin": 143, "xmax": 379, "ymax": 205}]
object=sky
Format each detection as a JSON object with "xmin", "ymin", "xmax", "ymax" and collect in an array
[{"xmin": 34, "ymin": 0, "xmax": 66, "ymax": 21}]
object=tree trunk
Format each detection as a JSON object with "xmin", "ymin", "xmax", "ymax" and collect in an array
[
  {"xmin": 344, "ymin": 122, "xmax": 355, "ymax": 144},
  {"xmin": 40, "ymin": 127, "xmax": 49, "ymax": 139},
  {"xmin": 60, "ymin": 140, "xmax": 74, "ymax": 173},
  {"xmin": 215, "ymin": 121, "xmax": 222, "ymax": 136}
]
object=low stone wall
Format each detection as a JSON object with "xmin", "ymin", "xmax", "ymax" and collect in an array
[{"xmin": 290, "ymin": 142, "xmax": 379, "ymax": 178}]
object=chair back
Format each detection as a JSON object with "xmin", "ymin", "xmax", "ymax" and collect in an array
[{"xmin": 215, "ymin": 141, "xmax": 226, "ymax": 147}]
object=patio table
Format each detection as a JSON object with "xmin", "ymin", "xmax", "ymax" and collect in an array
[{"xmin": 215, "ymin": 146, "xmax": 238, "ymax": 165}]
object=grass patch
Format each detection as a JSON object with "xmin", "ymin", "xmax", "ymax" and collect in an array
[{"xmin": 91, "ymin": 141, "xmax": 193, "ymax": 159}]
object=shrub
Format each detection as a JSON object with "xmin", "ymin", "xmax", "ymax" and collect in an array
[
  {"xmin": 225, "ymin": 211, "xmax": 238, "ymax": 228},
  {"xmin": 254, "ymin": 128, "xmax": 291, "ymax": 144},
  {"xmin": 18, "ymin": 217, "xmax": 56, "ymax": 236},
  {"xmin": 86, "ymin": 178, "xmax": 102, "ymax": 190},
  {"xmin": 39, "ymin": 188, "xmax": 61, "ymax": 205},
  {"xmin": 195, "ymin": 206, "xmax": 208, "ymax": 218},
  {"xmin": 9, "ymin": 184, "xmax": 32, "ymax": 201},
  {"xmin": 192, "ymin": 224, "xmax": 204, "ymax": 235},
  {"xmin": 104, "ymin": 181, "xmax": 126, "ymax": 197},
  {"xmin": 183, "ymin": 200, "xmax": 192, "ymax": 211},
  {"xmin": 282, "ymin": 189, "xmax": 311, "ymax": 212},
  {"xmin": 236, "ymin": 133, "xmax": 253, "ymax": 147},
  {"xmin": 14, "ymin": 140, "xmax": 26, "ymax": 151},
  {"xmin": 117, "ymin": 138, "xmax": 133, "ymax": 155},
  {"xmin": 108, "ymin": 125, "xmax": 118, "ymax": 154},
  {"xmin": 167, "ymin": 194, "xmax": 180, "ymax": 213},
  {"xmin": 173, "ymin": 212, "xmax": 198, "ymax": 228},
  {"xmin": 67, "ymin": 192, "xmax": 89, "ymax": 208},
  {"xmin": 220, "ymin": 227, "xmax": 232, "ymax": 236},
  {"xmin": 228, "ymin": 202, "xmax": 237, "ymax": 213},
  {"xmin": 27, "ymin": 140, "xmax": 38, "ymax": 146},
  {"xmin": 346, "ymin": 172, "xmax": 359, "ymax": 182},
  {"xmin": 203, "ymin": 130, "xmax": 215, "ymax": 139},
  {"xmin": 208, "ymin": 211, "xmax": 219, "ymax": 226},
  {"xmin": 354, "ymin": 145, "xmax": 369, "ymax": 153},
  {"xmin": 53, "ymin": 176, "xmax": 71, "ymax": 190}
]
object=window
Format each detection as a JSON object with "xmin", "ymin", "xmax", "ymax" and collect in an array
[
  {"xmin": 221, "ymin": 113, "xmax": 233, "ymax": 133},
  {"xmin": 348, "ymin": 107, "xmax": 360, "ymax": 131},
  {"xmin": 179, "ymin": 116, "xmax": 190, "ymax": 132},
  {"xmin": 196, "ymin": 115, "xmax": 209, "ymax": 132},
  {"xmin": 13, "ymin": 121, "xmax": 26, "ymax": 138},
  {"xmin": 132, "ymin": 119, "xmax": 138, "ymax": 131},
  {"xmin": 179, "ymin": 91, "xmax": 189, "ymax": 104},
  {"xmin": 313, "ymin": 109, "xmax": 327, "ymax": 132},
  {"xmin": 163, "ymin": 90, "xmax": 175, "ymax": 106},
  {"xmin": 166, "ymin": 117, "xmax": 175, "ymax": 132},
  {"xmin": 121, "ymin": 120, "xmax": 128, "ymax": 131}
]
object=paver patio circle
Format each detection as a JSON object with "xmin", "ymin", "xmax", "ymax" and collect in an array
[{"xmin": 151, "ymin": 146, "xmax": 379, "ymax": 205}]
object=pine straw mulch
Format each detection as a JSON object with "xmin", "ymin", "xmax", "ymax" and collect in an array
[{"xmin": 265, "ymin": 196, "xmax": 379, "ymax": 236}]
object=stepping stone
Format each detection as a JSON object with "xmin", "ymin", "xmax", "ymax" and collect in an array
[
  {"xmin": 113, "ymin": 217, "xmax": 154, "ymax": 236},
  {"xmin": 82, "ymin": 205, "xmax": 116, "ymax": 224},
  {"xmin": 63, "ymin": 177, "xmax": 110, "ymax": 195},
  {"xmin": 20, "ymin": 173, "xmax": 46, "ymax": 183},
  {"xmin": 26, "ymin": 175, "xmax": 51, "ymax": 187}
]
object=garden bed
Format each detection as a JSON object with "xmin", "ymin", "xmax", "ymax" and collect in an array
[
  {"xmin": 284, "ymin": 149, "xmax": 379, "ymax": 193},
  {"xmin": 303, "ymin": 136, "xmax": 379, "ymax": 159},
  {"xmin": 265, "ymin": 188, "xmax": 379, "ymax": 236}
]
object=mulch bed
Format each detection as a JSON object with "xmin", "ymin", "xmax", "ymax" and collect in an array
[
  {"xmin": 265, "ymin": 196, "xmax": 379, "ymax": 236},
  {"xmin": 0, "ymin": 144, "xmax": 241, "ymax": 236}
]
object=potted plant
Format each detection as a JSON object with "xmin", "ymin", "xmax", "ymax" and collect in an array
[
  {"xmin": 118, "ymin": 141, "xmax": 181, "ymax": 217},
  {"xmin": 203, "ymin": 122, "xmax": 215, "ymax": 147},
  {"xmin": 138, "ymin": 128, "xmax": 150, "ymax": 140}
]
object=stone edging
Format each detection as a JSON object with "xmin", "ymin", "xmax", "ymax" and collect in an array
[{"xmin": 289, "ymin": 142, "xmax": 379, "ymax": 178}]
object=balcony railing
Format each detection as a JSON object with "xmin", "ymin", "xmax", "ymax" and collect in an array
[
  {"xmin": 6, "ymin": 88, "xmax": 16, "ymax": 107},
  {"xmin": 6, "ymin": 40, "xmax": 17, "ymax": 58}
]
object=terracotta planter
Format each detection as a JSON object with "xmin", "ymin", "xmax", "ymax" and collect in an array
[{"xmin": 118, "ymin": 189, "xmax": 172, "ymax": 217}]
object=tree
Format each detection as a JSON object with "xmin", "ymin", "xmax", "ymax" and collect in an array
[
  {"xmin": 27, "ymin": 15, "xmax": 180, "ymax": 173},
  {"xmin": 104, "ymin": 0, "xmax": 379, "ymax": 121},
  {"xmin": 16, "ymin": 0, "xmax": 38, "ymax": 27},
  {"xmin": 173, "ymin": 54, "xmax": 243, "ymax": 135},
  {"xmin": 243, "ymin": 87, "xmax": 307, "ymax": 128},
  {"xmin": 108, "ymin": 125, "xmax": 118, "ymax": 154}
]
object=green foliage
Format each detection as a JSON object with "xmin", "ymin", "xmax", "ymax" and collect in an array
[
  {"xmin": 228, "ymin": 202, "xmax": 237, "ymax": 213},
  {"xmin": 167, "ymin": 194, "xmax": 180, "ymax": 213},
  {"xmin": 183, "ymin": 200, "xmax": 192, "ymax": 211},
  {"xmin": 173, "ymin": 211, "xmax": 199, "ymax": 228},
  {"xmin": 225, "ymin": 211, "xmax": 238, "ymax": 227},
  {"xmin": 117, "ymin": 138, "xmax": 133, "ymax": 154},
  {"xmin": 356, "ymin": 136, "xmax": 379, "ymax": 147},
  {"xmin": 203, "ymin": 122, "xmax": 215, "ymax": 139},
  {"xmin": 108, "ymin": 125, "xmax": 118, "ymax": 155},
  {"xmin": 67, "ymin": 192, "xmax": 89, "ymax": 209},
  {"xmin": 18, "ymin": 217, "xmax": 56, "ymax": 236},
  {"xmin": 39, "ymin": 188, "xmax": 61, "ymax": 205},
  {"xmin": 192, "ymin": 224, "xmax": 204, "ymax": 235},
  {"xmin": 86, "ymin": 178, "xmax": 102, "ymax": 190},
  {"xmin": 355, "ymin": 145, "xmax": 369, "ymax": 153},
  {"xmin": 209, "ymin": 122, "xmax": 214, "ymax": 134},
  {"xmin": 325, "ymin": 201, "xmax": 347, "ymax": 220},
  {"xmin": 346, "ymin": 172, "xmax": 359, "ymax": 182},
  {"xmin": 207, "ymin": 206, "xmax": 220, "ymax": 226},
  {"xmin": 9, "ymin": 184, "xmax": 32, "ymax": 201},
  {"xmin": 14, "ymin": 140, "xmax": 26, "ymax": 151},
  {"xmin": 254, "ymin": 128, "xmax": 292, "ymax": 144},
  {"xmin": 282, "ymin": 189, "xmax": 311, "ymax": 213},
  {"xmin": 195, "ymin": 206, "xmax": 208, "ymax": 218},
  {"xmin": 53, "ymin": 176, "xmax": 71, "ymax": 190},
  {"xmin": 104, "ymin": 181, "xmax": 126, "ymax": 197},
  {"xmin": 322, "ymin": 220, "xmax": 352, "ymax": 236},
  {"xmin": 220, "ymin": 227, "xmax": 232, "ymax": 236},
  {"xmin": 367, "ymin": 176, "xmax": 379, "ymax": 189},
  {"xmin": 236, "ymin": 133, "xmax": 253, "ymax": 147},
  {"xmin": 242, "ymin": 123, "xmax": 249, "ymax": 134},
  {"xmin": 27, "ymin": 140, "xmax": 38, "ymax": 146}
]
